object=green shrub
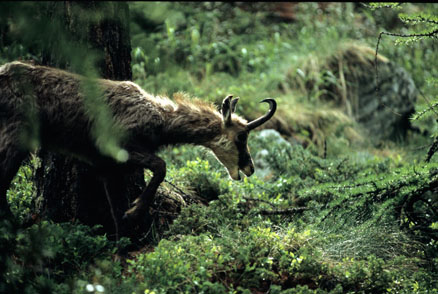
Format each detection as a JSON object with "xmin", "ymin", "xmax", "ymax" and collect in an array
[
  {"xmin": 6, "ymin": 158, "xmax": 38, "ymax": 222},
  {"xmin": 0, "ymin": 221, "xmax": 129, "ymax": 294}
]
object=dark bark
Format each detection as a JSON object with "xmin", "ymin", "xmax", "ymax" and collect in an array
[{"xmin": 34, "ymin": 2, "xmax": 145, "ymax": 237}]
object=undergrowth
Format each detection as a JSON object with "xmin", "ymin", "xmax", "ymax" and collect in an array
[{"xmin": 2, "ymin": 2, "xmax": 438, "ymax": 294}]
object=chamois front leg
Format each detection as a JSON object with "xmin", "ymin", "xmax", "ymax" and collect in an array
[{"xmin": 123, "ymin": 151, "xmax": 166, "ymax": 222}]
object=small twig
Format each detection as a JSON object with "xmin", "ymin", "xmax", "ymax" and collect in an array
[
  {"xmin": 415, "ymin": 87, "xmax": 438, "ymax": 120},
  {"xmin": 323, "ymin": 138, "xmax": 327, "ymax": 159},
  {"xmin": 407, "ymin": 144, "xmax": 430, "ymax": 152},
  {"xmin": 400, "ymin": 15, "xmax": 438, "ymax": 26},
  {"xmin": 360, "ymin": 3, "xmax": 402, "ymax": 9},
  {"xmin": 416, "ymin": 197, "xmax": 438, "ymax": 216},
  {"xmin": 164, "ymin": 179, "xmax": 192, "ymax": 199},
  {"xmin": 139, "ymin": 217, "xmax": 156, "ymax": 243},
  {"xmin": 154, "ymin": 210, "xmax": 179, "ymax": 216},
  {"xmin": 418, "ymin": 85, "xmax": 438, "ymax": 111},
  {"xmin": 374, "ymin": 32, "xmax": 402, "ymax": 116},
  {"xmin": 327, "ymin": 181, "xmax": 376, "ymax": 190},
  {"xmin": 375, "ymin": 29, "xmax": 438, "ymax": 116},
  {"xmin": 374, "ymin": 31, "xmax": 384, "ymax": 93},
  {"xmin": 242, "ymin": 196, "xmax": 277, "ymax": 208},
  {"xmin": 376, "ymin": 30, "xmax": 438, "ymax": 88},
  {"xmin": 253, "ymin": 182, "xmax": 275, "ymax": 193},
  {"xmin": 425, "ymin": 136, "xmax": 438, "ymax": 163},
  {"xmin": 336, "ymin": 158, "xmax": 348, "ymax": 170},
  {"xmin": 103, "ymin": 181, "xmax": 119, "ymax": 244},
  {"xmin": 257, "ymin": 207, "xmax": 309, "ymax": 216}
]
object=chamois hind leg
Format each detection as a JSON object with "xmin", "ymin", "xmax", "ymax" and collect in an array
[
  {"xmin": 0, "ymin": 143, "xmax": 28, "ymax": 220},
  {"xmin": 123, "ymin": 151, "xmax": 166, "ymax": 222}
]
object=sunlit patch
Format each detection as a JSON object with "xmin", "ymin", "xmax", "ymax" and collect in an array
[{"xmin": 85, "ymin": 284, "xmax": 105, "ymax": 293}]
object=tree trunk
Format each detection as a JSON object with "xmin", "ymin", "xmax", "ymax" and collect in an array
[{"xmin": 34, "ymin": 2, "xmax": 145, "ymax": 237}]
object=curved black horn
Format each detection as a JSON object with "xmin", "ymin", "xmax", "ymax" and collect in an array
[{"xmin": 247, "ymin": 98, "xmax": 277, "ymax": 131}]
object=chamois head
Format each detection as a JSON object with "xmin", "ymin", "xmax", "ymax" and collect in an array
[{"xmin": 209, "ymin": 95, "xmax": 277, "ymax": 180}]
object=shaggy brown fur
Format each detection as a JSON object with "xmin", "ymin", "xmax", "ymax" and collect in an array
[{"xmin": 0, "ymin": 61, "xmax": 275, "ymax": 224}]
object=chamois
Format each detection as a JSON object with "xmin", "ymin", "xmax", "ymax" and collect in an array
[{"xmin": 0, "ymin": 61, "xmax": 276, "ymax": 223}]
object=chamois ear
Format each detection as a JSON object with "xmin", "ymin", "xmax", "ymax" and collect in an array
[
  {"xmin": 222, "ymin": 95, "xmax": 233, "ymax": 126},
  {"xmin": 231, "ymin": 97, "xmax": 239, "ymax": 113}
]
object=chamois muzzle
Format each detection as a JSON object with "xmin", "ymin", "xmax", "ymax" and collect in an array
[{"xmin": 246, "ymin": 98, "xmax": 277, "ymax": 131}]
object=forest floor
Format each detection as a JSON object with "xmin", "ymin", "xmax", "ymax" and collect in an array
[{"xmin": 2, "ymin": 3, "xmax": 438, "ymax": 294}]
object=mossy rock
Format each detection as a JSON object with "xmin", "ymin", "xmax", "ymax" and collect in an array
[
  {"xmin": 289, "ymin": 43, "xmax": 417, "ymax": 143},
  {"xmin": 325, "ymin": 43, "xmax": 417, "ymax": 142}
]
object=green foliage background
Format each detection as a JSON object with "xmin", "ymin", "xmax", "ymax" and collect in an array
[{"xmin": 2, "ymin": 2, "xmax": 438, "ymax": 293}]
